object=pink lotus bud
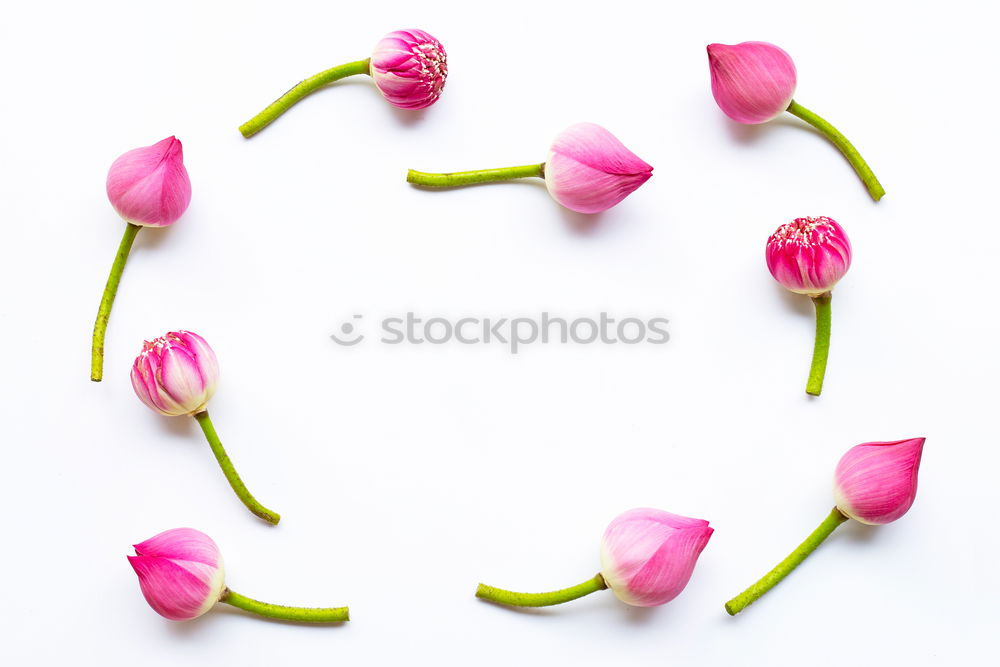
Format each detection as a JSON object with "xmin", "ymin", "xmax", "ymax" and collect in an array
[
  {"xmin": 544, "ymin": 123, "xmax": 654, "ymax": 214},
  {"xmin": 834, "ymin": 438, "xmax": 925, "ymax": 525},
  {"xmin": 707, "ymin": 42, "xmax": 796, "ymax": 124},
  {"xmin": 766, "ymin": 216, "xmax": 852, "ymax": 296},
  {"xmin": 370, "ymin": 29, "xmax": 447, "ymax": 110},
  {"xmin": 599, "ymin": 508, "xmax": 714, "ymax": 607},
  {"xmin": 131, "ymin": 331, "xmax": 219, "ymax": 417},
  {"xmin": 128, "ymin": 528, "xmax": 225, "ymax": 621},
  {"xmin": 106, "ymin": 136, "xmax": 192, "ymax": 227}
]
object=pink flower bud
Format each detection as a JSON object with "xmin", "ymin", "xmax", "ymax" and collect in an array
[
  {"xmin": 127, "ymin": 528, "xmax": 225, "ymax": 621},
  {"xmin": 131, "ymin": 331, "xmax": 219, "ymax": 417},
  {"xmin": 370, "ymin": 29, "xmax": 447, "ymax": 110},
  {"xmin": 106, "ymin": 136, "xmax": 192, "ymax": 227},
  {"xmin": 834, "ymin": 438, "xmax": 925, "ymax": 525},
  {"xmin": 766, "ymin": 216, "xmax": 852, "ymax": 296},
  {"xmin": 543, "ymin": 123, "xmax": 653, "ymax": 214},
  {"xmin": 599, "ymin": 508, "xmax": 713, "ymax": 607},
  {"xmin": 707, "ymin": 42, "xmax": 797, "ymax": 124}
]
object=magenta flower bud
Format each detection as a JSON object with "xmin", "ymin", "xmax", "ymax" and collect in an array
[
  {"xmin": 90, "ymin": 137, "xmax": 192, "ymax": 382},
  {"xmin": 476, "ymin": 507, "xmax": 711, "ymax": 610},
  {"xmin": 766, "ymin": 216, "xmax": 852, "ymax": 396},
  {"xmin": 725, "ymin": 437, "xmax": 928, "ymax": 616},
  {"xmin": 408, "ymin": 123, "xmax": 653, "ymax": 215},
  {"xmin": 705, "ymin": 41, "xmax": 885, "ymax": 201},
  {"xmin": 131, "ymin": 331, "xmax": 279, "ymax": 525},
  {"xmin": 131, "ymin": 331, "xmax": 219, "ymax": 417},
  {"xmin": 544, "ymin": 123, "xmax": 654, "ymax": 214},
  {"xmin": 707, "ymin": 41, "xmax": 796, "ymax": 124},
  {"xmin": 106, "ymin": 136, "xmax": 192, "ymax": 228},
  {"xmin": 766, "ymin": 216, "xmax": 852, "ymax": 296},
  {"xmin": 239, "ymin": 28, "xmax": 447, "ymax": 137},
  {"xmin": 834, "ymin": 438, "xmax": 925, "ymax": 525},
  {"xmin": 128, "ymin": 528, "xmax": 349, "ymax": 623},
  {"xmin": 599, "ymin": 508, "xmax": 714, "ymax": 607},
  {"xmin": 370, "ymin": 29, "xmax": 447, "ymax": 110},
  {"xmin": 128, "ymin": 528, "xmax": 225, "ymax": 621}
]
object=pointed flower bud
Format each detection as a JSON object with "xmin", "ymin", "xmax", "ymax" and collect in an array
[
  {"xmin": 766, "ymin": 216, "xmax": 852, "ymax": 297},
  {"xmin": 106, "ymin": 136, "xmax": 192, "ymax": 228},
  {"xmin": 239, "ymin": 28, "xmax": 447, "ymax": 137},
  {"xmin": 407, "ymin": 123, "xmax": 652, "ymax": 215},
  {"xmin": 834, "ymin": 438, "xmax": 925, "ymax": 525},
  {"xmin": 128, "ymin": 528, "xmax": 349, "ymax": 623},
  {"xmin": 725, "ymin": 437, "xmax": 927, "ymax": 616},
  {"xmin": 599, "ymin": 508, "xmax": 714, "ymax": 607},
  {"xmin": 128, "ymin": 528, "xmax": 225, "ymax": 621},
  {"xmin": 707, "ymin": 41, "xmax": 796, "ymax": 124},
  {"xmin": 130, "ymin": 331, "xmax": 279, "ymax": 524},
  {"xmin": 131, "ymin": 331, "xmax": 219, "ymax": 417},
  {"xmin": 475, "ymin": 507, "xmax": 711, "ymax": 610},
  {"xmin": 766, "ymin": 216, "xmax": 852, "ymax": 396},
  {"xmin": 705, "ymin": 41, "xmax": 885, "ymax": 201},
  {"xmin": 370, "ymin": 29, "xmax": 447, "ymax": 110}
]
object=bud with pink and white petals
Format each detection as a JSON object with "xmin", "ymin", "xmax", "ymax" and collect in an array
[
  {"xmin": 131, "ymin": 331, "xmax": 219, "ymax": 417},
  {"xmin": 834, "ymin": 438, "xmax": 925, "ymax": 525},
  {"xmin": 544, "ymin": 123, "xmax": 654, "ymax": 214},
  {"xmin": 370, "ymin": 29, "xmax": 447, "ymax": 110},
  {"xmin": 599, "ymin": 508, "xmax": 714, "ymax": 607},
  {"xmin": 408, "ymin": 123, "xmax": 653, "ymax": 215},
  {"xmin": 707, "ymin": 42, "xmax": 796, "ymax": 124},
  {"xmin": 128, "ymin": 528, "xmax": 349, "ymax": 623},
  {"xmin": 106, "ymin": 136, "xmax": 192, "ymax": 228},
  {"xmin": 766, "ymin": 216, "xmax": 852, "ymax": 297}
]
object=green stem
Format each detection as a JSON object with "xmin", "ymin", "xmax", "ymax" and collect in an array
[
  {"xmin": 239, "ymin": 58, "xmax": 371, "ymax": 138},
  {"xmin": 407, "ymin": 163, "xmax": 545, "ymax": 187},
  {"xmin": 193, "ymin": 411, "xmax": 280, "ymax": 525},
  {"xmin": 786, "ymin": 100, "xmax": 885, "ymax": 201},
  {"xmin": 725, "ymin": 507, "xmax": 848, "ymax": 615},
  {"xmin": 220, "ymin": 589, "xmax": 348, "ymax": 623},
  {"xmin": 806, "ymin": 293, "xmax": 833, "ymax": 396},
  {"xmin": 476, "ymin": 573, "xmax": 607, "ymax": 607},
  {"xmin": 90, "ymin": 223, "xmax": 141, "ymax": 382}
]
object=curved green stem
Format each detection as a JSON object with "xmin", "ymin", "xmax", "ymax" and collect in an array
[
  {"xmin": 786, "ymin": 100, "xmax": 885, "ymax": 201},
  {"xmin": 407, "ymin": 163, "xmax": 545, "ymax": 188},
  {"xmin": 239, "ymin": 58, "xmax": 371, "ymax": 138},
  {"xmin": 90, "ymin": 223, "xmax": 141, "ymax": 382},
  {"xmin": 193, "ymin": 411, "xmax": 280, "ymax": 525},
  {"xmin": 806, "ymin": 293, "xmax": 832, "ymax": 396},
  {"xmin": 476, "ymin": 573, "xmax": 607, "ymax": 607},
  {"xmin": 220, "ymin": 589, "xmax": 348, "ymax": 623},
  {"xmin": 725, "ymin": 507, "xmax": 848, "ymax": 615}
]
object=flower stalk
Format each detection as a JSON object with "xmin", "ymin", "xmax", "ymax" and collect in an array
[
  {"xmin": 220, "ymin": 589, "xmax": 349, "ymax": 623},
  {"xmin": 91, "ymin": 223, "xmax": 140, "ymax": 381},
  {"xmin": 407, "ymin": 164, "xmax": 544, "ymax": 187},
  {"xmin": 476, "ymin": 574, "xmax": 607, "ymax": 607},
  {"xmin": 807, "ymin": 293, "xmax": 833, "ymax": 396}
]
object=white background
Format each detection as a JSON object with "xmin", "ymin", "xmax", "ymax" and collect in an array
[{"xmin": 1, "ymin": 0, "xmax": 997, "ymax": 664}]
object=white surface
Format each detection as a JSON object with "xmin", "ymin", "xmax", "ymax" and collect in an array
[{"xmin": 1, "ymin": 0, "xmax": 997, "ymax": 664}]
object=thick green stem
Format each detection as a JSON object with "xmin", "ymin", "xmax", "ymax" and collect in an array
[
  {"xmin": 407, "ymin": 163, "xmax": 545, "ymax": 187},
  {"xmin": 806, "ymin": 293, "xmax": 833, "ymax": 396},
  {"xmin": 786, "ymin": 100, "xmax": 885, "ymax": 201},
  {"xmin": 725, "ymin": 507, "xmax": 848, "ymax": 615},
  {"xmin": 90, "ymin": 223, "xmax": 141, "ymax": 382},
  {"xmin": 220, "ymin": 589, "xmax": 348, "ymax": 623},
  {"xmin": 239, "ymin": 58, "xmax": 371, "ymax": 138},
  {"xmin": 476, "ymin": 573, "xmax": 607, "ymax": 607},
  {"xmin": 193, "ymin": 411, "xmax": 280, "ymax": 525}
]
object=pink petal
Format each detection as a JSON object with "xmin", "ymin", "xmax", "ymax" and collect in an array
[
  {"xmin": 106, "ymin": 137, "xmax": 192, "ymax": 227},
  {"xmin": 834, "ymin": 438, "xmax": 925, "ymax": 525},
  {"xmin": 707, "ymin": 42, "xmax": 797, "ymax": 124}
]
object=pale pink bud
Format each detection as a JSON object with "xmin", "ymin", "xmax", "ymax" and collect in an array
[
  {"xmin": 127, "ymin": 528, "xmax": 225, "ymax": 621},
  {"xmin": 707, "ymin": 42, "xmax": 797, "ymax": 124},
  {"xmin": 543, "ymin": 123, "xmax": 653, "ymax": 214},
  {"xmin": 834, "ymin": 438, "xmax": 925, "ymax": 525},
  {"xmin": 370, "ymin": 29, "xmax": 447, "ymax": 110},
  {"xmin": 766, "ymin": 216, "xmax": 852, "ymax": 296},
  {"xmin": 131, "ymin": 331, "xmax": 219, "ymax": 417},
  {"xmin": 599, "ymin": 508, "xmax": 713, "ymax": 607},
  {"xmin": 106, "ymin": 137, "xmax": 192, "ymax": 227}
]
